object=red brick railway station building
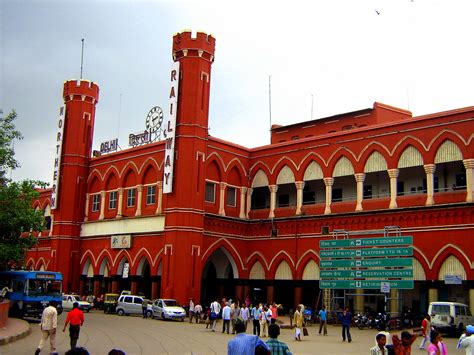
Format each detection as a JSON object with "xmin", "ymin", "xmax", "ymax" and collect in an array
[{"xmin": 27, "ymin": 30, "xmax": 474, "ymax": 315}]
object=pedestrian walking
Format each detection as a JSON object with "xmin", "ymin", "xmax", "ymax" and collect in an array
[
  {"xmin": 260, "ymin": 306, "xmax": 270, "ymax": 337},
  {"xmin": 370, "ymin": 332, "xmax": 389, "ymax": 355},
  {"xmin": 338, "ymin": 307, "xmax": 352, "ymax": 343},
  {"xmin": 427, "ymin": 330, "xmax": 448, "ymax": 355},
  {"xmin": 293, "ymin": 305, "xmax": 304, "ymax": 341},
  {"xmin": 241, "ymin": 303, "xmax": 250, "ymax": 331},
  {"xmin": 210, "ymin": 298, "xmax": 221, "ymax": 331},
  {"xmin": 457, "ymin": 324, "xmax": 474, "ymax": 354},
  {"xmin": 270, "ymin": 302, "xmax": 279, "ymax": 324},
  {"xmin": 142, "ymin": 298, "xmax": 149, "ymax": 318},
  {"xmin": 189, "ymin": 298, "xmax": 195, "ymax": 323},
  {"xmin": 419, "ymin": 314, "xmax": 432, "ymax": 350},
  {"xmin": 251, "ymin": 303, "xmax": 262, "ymax": 336},
  {"xmin": 392, "ymin": 331, "xmax": 417, "ymax": 355},
  {"xmin": 63, "ymin": 302, "xmax": 85, "ymax": 350},
  {"xmin": 194, "ymin": 303, "xmax": 202, "ymax": 323},
  {"xmin": 35, "ymin": 300, "xmax": 58, "ymax": 355},
  {"xmin": 222, "ymin": 302, "xmax": 231, "ymax": 334},
  {"xmin": 266, "ymin": 323, "xmax": 292, "ymax": 354},
  {"xmin": 228, "ymin": 318, "xmax": 269, "ymax": 355},
  {"xmin": 231, "ymin": 301, "xmax": 241, "ymax": 334},
  {"xmin": 318, "ymin": 305, "xmax": 328, "ymax": 336}
]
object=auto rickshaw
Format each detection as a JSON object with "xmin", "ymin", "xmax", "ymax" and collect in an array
[{"xmin": 103, "ymin": 293, "xmax": 119, "ymax": 314}]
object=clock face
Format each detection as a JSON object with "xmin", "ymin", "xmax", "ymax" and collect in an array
[{"xmin": 146, "ymin": 106, "xmax": 164, "ymax": 132}]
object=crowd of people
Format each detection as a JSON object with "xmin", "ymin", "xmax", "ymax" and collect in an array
[{"xmin": 32, "ymin": 296, "xmax": 474, "ymax": 355}]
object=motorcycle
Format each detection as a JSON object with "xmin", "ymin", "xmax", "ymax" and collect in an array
[{"xmin": 354, "ymin": 312, "xmax": 370, "ymax": 329}]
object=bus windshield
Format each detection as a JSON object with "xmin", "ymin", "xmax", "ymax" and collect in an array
[{"xmin": 26, "ymin": 279, "xmax": 62, "ymax": 296}]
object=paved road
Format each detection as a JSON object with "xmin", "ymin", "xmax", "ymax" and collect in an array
[{"xmin": 0, "ymin": 311, "xmax": 461, "ymax": 354}]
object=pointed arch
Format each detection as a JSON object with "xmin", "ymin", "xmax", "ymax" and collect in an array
[
  {"xmin": 246, "ymin": 252, "xmax": 270, "ymax": 271},
  {"xmin": 276, "ymin": 165, "xmax": 296, "ymax": 185},
  {"xmin": 225, "ymin": 157, "xmax": 247, "ymax": 177},
  {"xmin": 249, "ymin": 261, "xmax": 266, "ymax": 280},
  {"xmin": 227, "ymin": 164, "xmax": 244, "ymax": 187},
  {"xmin": 251, "ymin": 169, "xmax": 269, "ymax": 188},
  {"xmin": 26, "ymin": 258, "xmax": 35, "ymax": 270},
  {"xmin": 269, "ymin": 250, "xmax": 295, "ymax": 271},
  {"xmin": 201, "ymin": 238, "xmax": 244, "ymax": 272},
  {"xmin": 333, "ymin": 156, "xmax": 355, "ymax": 177},
  {"xmin": 103, "ymin": 167, "xmax": 120, "ymax": 190},
  {"xmin": 131, "ymin": 248, "xmax": 155, "ymax": 270},
  {"xmin": 398, "ymin": 145, "xmax": 424, "ymax": 168},
  {"xmin": 364, "ymin": 151, "xmax": 388, "ymax": 173},
  {"xmin": 122, "ymin": 164, "xmax": 139, "ymax": 187},
  {"xmin": 141, "ymin": 163, "xmax": 158, "ymax": 185},
  {"xmin": 98, "ymin": 257, "xmax": 111, "ymax": 276},
  {"xmin": 135, "ymin": 256, "xmax": 152, "ymax": 277},
  {"xmin": 274, "ymin": 260, "xmax": 293, "ymax": 280},
  {"xmin": 81, "ymin": 258, "xmax": 94, "ymax": 275},
  {"xmin": 36, "ymin": 257, "xmax": 48, "ymax": 271},
  {"xmin": 138, "ymin": 157, "xmax": 161, "ymax": 175},
  {"xmin": 438, "ymin": 255, "xmax": 467, "ymax": 281},
  {"xmin": 88, "ymin": 174, "xmax": 102, "ymax": 193},
  {"xmin": 413, "ymin": 258, "xmax": 426, "ymax": 281},
  {"xmin": 434, "ymin": 139, "xmax": 463, "ymax": 164},
  {"xmin": 206, "ymin": 158, "xmax": 223, "ymax": 182},
  {"xmin": 302, "ymin": 259, "xmax": 320, "ymax": 280},
  {"xmin": 303, "ymin": 161, "xmax": 324, "ymax": 181}
]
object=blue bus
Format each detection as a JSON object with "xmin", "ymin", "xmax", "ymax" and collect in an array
[{"xmin": 0, "ymin": 270, "xmax": 63, "ymax": 318}]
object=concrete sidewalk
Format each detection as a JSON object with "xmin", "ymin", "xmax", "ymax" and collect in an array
[{"xmin": 0, "ymin": 318, "xmax": 31, "ymax": 345}]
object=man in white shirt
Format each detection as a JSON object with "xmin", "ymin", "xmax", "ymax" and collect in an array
[
  {"xmin": 35, "ymin": 300, "xmax": 58, "ymax": 355},
  {"xmin": 222, "ymin": 302, "xmax": 232, "ymax": 334},
  {"xmin": 458, "ymin": 324, "xmax": 474, "ymax": 355},
  {"xmin": 210, "ymin": 298, "xmax": 221, "ymax": 331}
]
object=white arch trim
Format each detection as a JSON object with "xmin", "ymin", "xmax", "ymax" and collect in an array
[
  {"xmin": 268, "ymin": 250, "xmax": 295, "ymax": 270},
  {"xmin": 246, "ymin": 252, "xmax": 270, "ymax": 271},
  {"xmin": 201, "ymin": 238, "xmax": 245, "ymax": 271},
  {"xmin": 430, "ymin": 244, "xmax": 472, "ymax": 270}
]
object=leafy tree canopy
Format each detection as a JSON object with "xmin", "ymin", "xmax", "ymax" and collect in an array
[{"xmin": 0, "ymin": 110, "xmax": 46, "ymax": 270}]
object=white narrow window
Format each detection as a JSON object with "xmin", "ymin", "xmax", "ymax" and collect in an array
[
  {"xmin": 205, "ymin": 182, "xmax": 216, "ymax": 203},
  {"xmin": 92, "ymin": 194, "xmax": 100, "ymax": 212},
  {"xmin": 127, "ymin": 188, "xmax": 136, "ymax": 207},
  {"xmin": 109, "ymin": 191, "xmax": 117, "ymax": 209},
  {"xmin": 227, "ymin": 186, "xmax": 236, "ymax": 207},
  {"xmin": 146, "ymin": 185, "xmax": 156, "ymax": 205}
]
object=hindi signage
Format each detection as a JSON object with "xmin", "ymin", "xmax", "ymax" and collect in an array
[
  {"xmin": 51, "ymin": 106, "xmax": 65, "ymax": 210},
  {"xmin": 111, "ymin": 234, "xmax": 131, "ymax": 249},
  {"xmin": 163, "ymin": 61, "xmax": 180, "ymax": 194}
]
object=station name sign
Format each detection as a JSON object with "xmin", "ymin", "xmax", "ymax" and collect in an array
[
  {"xmin": 163, "ymin": 61, "xmax": 180, "ymax": 194},
  {"xmin": 100, "ymin": 138, "xmax": 118, "ymax": 154},
  {"xmin": 51, "ymin": 106, "xmax": 65, "ymax": 210}
]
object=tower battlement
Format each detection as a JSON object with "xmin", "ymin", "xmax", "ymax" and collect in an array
[
  {"xmin": 172, "ymin": 30, "xmax": 216, "ymax": 62},
  {"xmin": 63, "ymin": 79, "xmax": 100, "ymax": 103}
]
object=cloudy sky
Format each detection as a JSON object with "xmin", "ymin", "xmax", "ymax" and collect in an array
[{"xmin": 2, "ymin": 0, "xmax": 473, "ymax": 184}]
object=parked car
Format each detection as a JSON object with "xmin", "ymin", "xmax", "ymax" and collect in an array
[
  {"xmin": 103, "ymin": 293, "xmax": 119, "ymax": 314},
  {"xmin": 151, "ymin": 299, "xmax": 186, "ymax": 321},
  {"xmin": 429, "ymin": 302, "xmax": 474, "ymax": 336},
  {"xmin": 116, "ymin": 295, "xmax": 152, "ymax": 317},
  {"xmin": 62, "ymin": 294, "xmax": 91, "ymax": 312}
]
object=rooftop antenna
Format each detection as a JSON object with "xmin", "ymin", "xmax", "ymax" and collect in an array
[
  {"xmin": 269, "ymin": 75, "xmax": 272, "ymax": 144},
  {"xmin": 80, "ymin": 39, "xmax": 85, "ymax": 79},
  {"xmin": 311, "ymin": 93, "xmax": 314, "ymax": 120}
]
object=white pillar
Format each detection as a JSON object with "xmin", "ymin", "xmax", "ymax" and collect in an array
[
  {"xmin": 355, "ymin": 173, "xmax": 365, "ymax": 211},
  {"xmin": 116, "ymin": 188, "xmax": 124, "ymax": 218},
  {"xmin": 246, "ymin": 188, "xmax": 253, "ymax": 219},
  {"xmin": 324, "ymin": 178, "xmax": 334, "ymax": 214},
  {"xmin": 99, "ymin": 190, "xmax": 106, "ymax": 220},
  {"xmin": 135, "ymin": 184, "xmax": 143, "ymax": 216},
  {"xmin": 424, "ymin": 164, "xmax": 436, "ymax": 206},
  {"xmin": 239, "ymin": 187, "xmax": 247, "ymax": 219},
  {"xmin": 156, "ymin": 181, "xmax": 163, "ymax": 214},
  {"xmin": 269, "ymin": 185, "xmax": 278, "ymax": 219},
  {"xmin": 295, "ymin": 181, "xmax": 305, "ymax": 215},
  {"xmin": 464, "ymin": 159, "xmax": 474, "ymax": 203},
  {"xmin": 84, "ymin": 193, "xmax": 90, "ymax": 221},
  {"xmin": 388, "ymin": 169, "xmax": 399, "ymax": 209},
  {"xmin": 219, "ymin": 182, "xmax": 227, "ymax": 216}
]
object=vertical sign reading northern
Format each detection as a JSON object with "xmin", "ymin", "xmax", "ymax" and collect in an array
[
  {"xmin": 51, "ymin": 106, "xmax": 65, "ymax": 209},
  {"xmin": 163, "ymin": 61, "xmax": 180, "ymax": 194}
]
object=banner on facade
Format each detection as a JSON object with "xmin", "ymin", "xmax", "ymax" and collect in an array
[
  {"xmin": 111, "ymin": 234, "xmax": 131, "ymax": 249},
  {"xmin": 163, "ymin": 61, "xmax": 180, "ymax": 194},
  {"xmin": 51, "ymin": 106, "xmax": 66, "ymax": 209}
]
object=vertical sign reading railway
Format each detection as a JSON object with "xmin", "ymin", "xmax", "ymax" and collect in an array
[
  {"xmin": 319, "ymin": 236, "xmax": 414, "ymax": 289},
  {"xmin": 163, "ymin": 61, "xmax": 180, "ymax": 194}
]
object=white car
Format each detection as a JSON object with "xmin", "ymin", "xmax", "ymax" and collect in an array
[
  {"xmin": 151, "ymin": 299, "xmax": 185, "ymax": 321},
  {"xmin": 62, "ymin": 294, "xmax": 91, "ymax": 312}
]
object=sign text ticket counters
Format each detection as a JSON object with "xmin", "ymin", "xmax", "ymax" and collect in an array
[{"xmin": 319, "ymin": 236, "xmax": 413, "ymax": 248}]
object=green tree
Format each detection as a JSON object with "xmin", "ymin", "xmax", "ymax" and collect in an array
[{"xmin": 0, "ymin": 110, "xmax": 45, "ymax": 270}]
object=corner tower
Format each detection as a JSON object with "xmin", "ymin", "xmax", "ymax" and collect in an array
[
  {"xmin": 161, "ymin": 31, "xmax": 215, "ymax": 303},
  {"xmin": 50, "ymin": 80, "xmax": 99, "ymax": 292}
]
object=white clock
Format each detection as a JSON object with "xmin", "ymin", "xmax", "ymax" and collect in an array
[{"xmin": 145, "ymin": 106, "xmax": 164, "ymax": 132}]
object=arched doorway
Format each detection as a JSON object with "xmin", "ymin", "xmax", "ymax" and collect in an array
[
  {"xmin": 117, "ymin": 258, "xmax": 131, "ymax": 292},
  {"xmin": 201, "ymin": 247, "xmax": 238, "ymax": 305},
  {"xmin": 136, "ymin": 257, "xmax": 152, "ymax": 298}
]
